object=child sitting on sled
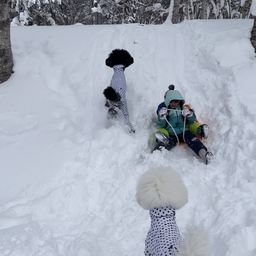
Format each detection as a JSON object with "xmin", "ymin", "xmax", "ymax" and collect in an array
[
  {"xmin": 156, "ymin": 85, "xmax": 209, "ymax": 139},
  {"xmin": 153, "ymin": 86, "xmax": 213, "ymax": 164}
]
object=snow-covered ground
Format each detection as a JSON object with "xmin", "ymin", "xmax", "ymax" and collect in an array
[{"xmin": 0, "ymin": 19, "xmax": 256, "ymax": 256}]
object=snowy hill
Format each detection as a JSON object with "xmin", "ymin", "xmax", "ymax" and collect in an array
[{"xmin": 0, "ymin": 19, "xmax": 256, "ymax": 255}]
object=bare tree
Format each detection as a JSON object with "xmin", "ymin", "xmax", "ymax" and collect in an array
[
  {"xmin": 172, "ymin": 0, "xmax": 181, "ymax": 24},
  {"xmin": 0, "ymin": 0, "xmax": 13, "ymax": 84},
  {"xmin": 239, "ymin": 0, "xmax": 252, "ymax": 19},
  {"xmin": 251, "ymin": 17, "xmax": 256, "ymax": 53}
]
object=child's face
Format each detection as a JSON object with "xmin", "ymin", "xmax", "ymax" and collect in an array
[{"xmin": 169, "ymin": 100, "xmax": 180, "ymax": 109}]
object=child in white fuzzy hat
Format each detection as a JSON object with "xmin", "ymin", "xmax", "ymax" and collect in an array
[{"xmin": 136, "ymin": 166, "xmax": 210, "ymax": 256}]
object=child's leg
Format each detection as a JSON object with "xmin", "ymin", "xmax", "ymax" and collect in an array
[
  {"xmin": 188, "ymin": 122, "xmax": 209, "ymax": 139},
  {"xmin": 181, "ymin": 131, "xmax": 207, "ymax": 156},
  {"xmin": 187, "ymin": 122, "xmax": 201, "ymax": 134},
  {"xmin": 152, "ymin": 136, "xmax": 177, "ymax": 152},
  {"xmin": 119, "ymin": 100, "xmax": 134, "ymax": 132}
]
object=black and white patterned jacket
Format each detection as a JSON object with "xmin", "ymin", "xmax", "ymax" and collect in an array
[
  {"xmin": 109, "ymin": 64, "xmax": 133, "ymax": 130},
  {"xmin": 144, "ymin": 206, "xmax": 180, "ymax": 256}
]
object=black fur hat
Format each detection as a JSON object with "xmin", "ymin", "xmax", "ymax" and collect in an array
[{"xmin": 105, "ymin": 49, "xmax": 134, "ymax": 68}]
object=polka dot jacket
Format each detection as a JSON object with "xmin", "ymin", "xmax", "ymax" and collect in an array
[
  {"xmin": 144, "ymin": 206, "xmax": 180, "ymax": 256},
  {"xmin": 109, "ymin": 64, "xmax": 133, "ymax": 130}
]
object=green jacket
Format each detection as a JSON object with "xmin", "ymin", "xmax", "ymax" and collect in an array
[{"xmin": 157, "ymin": 90, "xmax": 196, "ymax": 136}]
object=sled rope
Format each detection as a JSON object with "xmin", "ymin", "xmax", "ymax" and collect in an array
[{"xmin": 164, "ymin": 109, "xmax": 187, "ymax": 146}]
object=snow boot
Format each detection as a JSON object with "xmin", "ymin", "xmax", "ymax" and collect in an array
[
  {"xmin": 128, "ymin": 127, "xmax": 135, "ymax": 133},
  {"xmin": 155, "ymin": 130, "xmax": 169, "ymax": 145},
  {"xmin": 152, "ymin": 142, "xmax": 167, "ymax": 152},
  {"xmin": 126, "ymin": 124, "xmax": 135, "ymax": 133},
  {"xmin": 199, "ymin": 148, "xmax": 213, "ymax": 165},
  {"xmin": 197, "ymin": 124, "xmax": 209, "ymax": 139}
]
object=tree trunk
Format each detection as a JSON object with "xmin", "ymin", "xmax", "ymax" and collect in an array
[
  {"xmin": 251, "ymin": 17, "xmax": 256, "ymax": 53},
  {"xmin": 239, "ymin": 0, "xmax": 252, "ymax": 19},
  {"xmin": 172, "ymin": 0, "xmax": 181, "ymax": 24},
  {"xmin": 0, "ymin": 0, "xmax": 13, "ymax": 84}
]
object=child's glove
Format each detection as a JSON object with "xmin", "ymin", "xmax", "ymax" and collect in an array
[
  {"xmin": 159, "ymin": 108, "xmax": 167, "ymax": 119},
  {"xmin": 182, "ymin": 109, "xmax": 193, "ymax": 117}
]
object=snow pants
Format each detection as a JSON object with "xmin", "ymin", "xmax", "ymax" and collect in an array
[{"xmin": 153, "ymin": 131, "xmax": 207, "ymax": 156}]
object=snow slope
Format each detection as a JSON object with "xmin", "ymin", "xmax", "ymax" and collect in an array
[{"xmin": 0, "ymin": 19, "xmax": 256, "ymax": 255}]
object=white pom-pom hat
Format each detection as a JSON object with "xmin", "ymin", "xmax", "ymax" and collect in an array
[{"xmin": 136, "ymin": 166, "xmax": 188, "ymax": 210}]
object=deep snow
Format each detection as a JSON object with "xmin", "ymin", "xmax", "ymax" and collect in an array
[{"xmin": 0, "ymin": 19, "xmax": 256, "ymax": 256}]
